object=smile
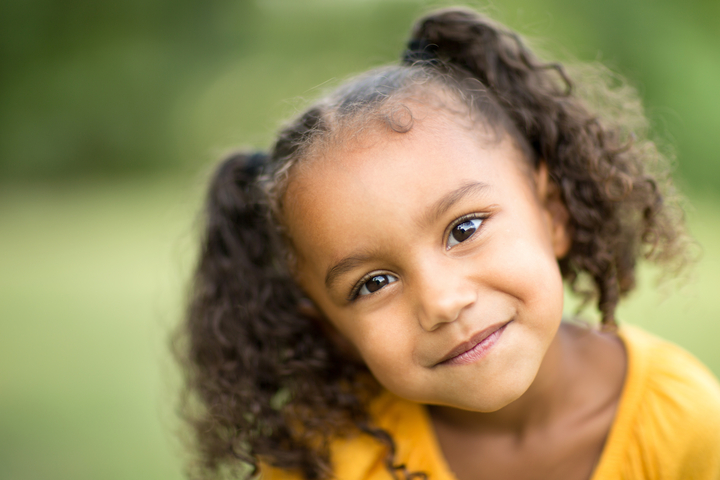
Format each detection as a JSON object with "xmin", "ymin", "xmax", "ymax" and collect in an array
[{"xmin": 435, "ymin": 321, "xmax": 511, "ymax": 366}]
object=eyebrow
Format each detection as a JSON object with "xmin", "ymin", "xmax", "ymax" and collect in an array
[
  {"xmin": 422, "ymin": 181, "xmax": 490, "ymax": 227},
  {"xmin": 323, "ymin": 182, "xmax": 490, "ymax": 291},
  {"xmin": 325, "ymin": 253, "xmax": 375, "ymax": 290}
]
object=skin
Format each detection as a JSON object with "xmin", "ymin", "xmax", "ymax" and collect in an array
[{"xmin": 284, "ymin": 104, "xmax": 626, "ymax": 480}]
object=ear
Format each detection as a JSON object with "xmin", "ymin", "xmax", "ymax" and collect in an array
[
  {"xmin": 297, "ymin": 298, "xmax": 364, "ymax": 363},
  {"xmin": 534, "ymin": 162, "xmax": 572, "ymax": 259}
]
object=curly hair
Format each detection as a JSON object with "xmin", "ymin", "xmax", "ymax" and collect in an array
[{"xmin": 175, "ymin": 7, "xmax": 688, "ymax": 479}]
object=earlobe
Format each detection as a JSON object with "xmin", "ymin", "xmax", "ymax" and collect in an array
[
  {"xmin": 297, "ymin": 299, "xmax": 365, "ymax": 363},
  {"xmin": 534, "ymin": 162, "xmax": 572, "ymax": 259}
]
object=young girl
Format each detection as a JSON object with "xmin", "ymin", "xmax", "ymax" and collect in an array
[{"xmin": 177, "ymin": 7, "xmax": 720, "ymax": 480}]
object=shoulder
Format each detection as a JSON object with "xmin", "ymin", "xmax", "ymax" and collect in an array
[
  {"xmin": 621, "ymin": 325, "xmax": 720, "ymax": 419},
  {"xmin": 608, "ymin": 325, "xmax": 720, "ymax": 478}
]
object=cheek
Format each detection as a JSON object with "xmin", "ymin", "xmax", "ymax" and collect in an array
[
  {"xmin": 517, "ymin": 258, "xmax": 564, "ymax": 339},
  {"xmin": 484, "ymin": 219, "xmax": 565, "ymax": 330},
  {"xmin": 343, "ymin": 309, "xmax": 427, "ymax": 394},
  {"xmin": 351, "ymin": 312, "xmax": 409, "ymax": 366}
]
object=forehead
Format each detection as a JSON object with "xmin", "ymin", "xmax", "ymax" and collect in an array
[{"xmin": 282, "ymin": 105, "xmax": 532, "ymax": 268}]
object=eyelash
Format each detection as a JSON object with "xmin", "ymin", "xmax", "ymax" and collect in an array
[
  {"xmin": 445, "ymin": 214, "xmax": 487, "ymax": 249},
  {"xmin": 348, "ymin": 271, "xmax": 397, "ymax": 301},
  {"xmin": 348, "ymin": 213, "xmax": 488, "ymax": 301}
]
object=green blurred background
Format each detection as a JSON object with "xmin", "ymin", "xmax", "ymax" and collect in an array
[{"xmin": 1, "ymin": 0, "xmax": 718, "ymax": 479}]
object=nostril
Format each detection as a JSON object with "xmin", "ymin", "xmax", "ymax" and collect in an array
[
  {"xmin": 411, "ymin": 257, "xmax": 478, "ymax": 331},
  {"xmin": 416, "ymin": 285, "xmax": 476, "ymax": 332}
]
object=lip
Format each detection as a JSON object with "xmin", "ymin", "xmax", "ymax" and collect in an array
[{"xmin": 434, "ymin": 320, "xmax": 511, "ymax": 366}]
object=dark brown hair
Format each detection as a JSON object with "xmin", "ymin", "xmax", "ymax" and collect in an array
[{"xmin": 176, "ymin": 7, "xmax": 688, "ymax": 479}]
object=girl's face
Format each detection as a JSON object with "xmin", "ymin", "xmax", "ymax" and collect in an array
[{"xmin": 284, "ymin": 107, "xmax": 569, "ymax": 412}]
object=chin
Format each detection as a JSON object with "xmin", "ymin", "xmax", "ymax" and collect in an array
[
  {"xmin": 468, "ymin": 361, "xmax": 544, "ymax": 412},
  {"xmin": 413, "ymin": 375, "xmax": 535, "ymax": 413},
  {"xmin": 463, "ymin": 385, "xmax": 533, "ymax": 413},
  {"xmin": 485, "ymin": 385, "xmax": 533, "ymax": 412}
]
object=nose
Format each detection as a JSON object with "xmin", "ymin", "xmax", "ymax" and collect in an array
[{"xmin": 412, "ymin": 257, "xmax": 477, "ymax": 332}]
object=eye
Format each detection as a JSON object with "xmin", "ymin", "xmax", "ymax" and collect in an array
[
  {"xmin": 447, "ymin": 217, "xmax": 484, "ymax": 248},
  {"xmin": 354, "ymin": 274, "xmax": 398, "ymax": 298}
]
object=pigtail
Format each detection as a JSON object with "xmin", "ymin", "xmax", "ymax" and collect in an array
[
  {"xmin": 407, "ymin": 8, "xmax": 685, "ymax": 326},
  {"xmin": 179, "ymin": 150, "xmax": 301, "ymax": 477},
  {"xmin": 407, "ymin": 8, "xmax": 571, "ymax": 132},
  {"xmin": 180, "ymin": 136, "xmax": 379, "ymax": 478}
]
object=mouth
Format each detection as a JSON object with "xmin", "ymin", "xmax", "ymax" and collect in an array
[{"xmin": 434, "ymin": 320, "xmax": 511, "ymax": 367}]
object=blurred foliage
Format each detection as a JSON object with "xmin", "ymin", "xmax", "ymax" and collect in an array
[{"xmin": 1, "ymin": 0, "xmax": 718, "ymax": 191}]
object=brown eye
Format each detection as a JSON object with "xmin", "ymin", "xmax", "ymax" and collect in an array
[
  {"xmin": 448, "ymin": 218, "xmax": 483, "ymax": 247},
  {"xmin": 357, "ymin": 274, "xmax": 397, "ymax": 297}
]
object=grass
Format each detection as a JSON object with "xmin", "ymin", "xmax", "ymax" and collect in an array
[{"xmin": 1, "ymin": 176, "xmax": 718, "ymax": 480}]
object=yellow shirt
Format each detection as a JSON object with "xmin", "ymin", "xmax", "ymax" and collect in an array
[{"xmin": 262, "ymin": 326, "xmax": 720, "ymax": 479}]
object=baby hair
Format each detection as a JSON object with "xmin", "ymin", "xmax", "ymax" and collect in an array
[{"xmin": 177, "ymin": 7, "xmax": 688, "ymax": 480}]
